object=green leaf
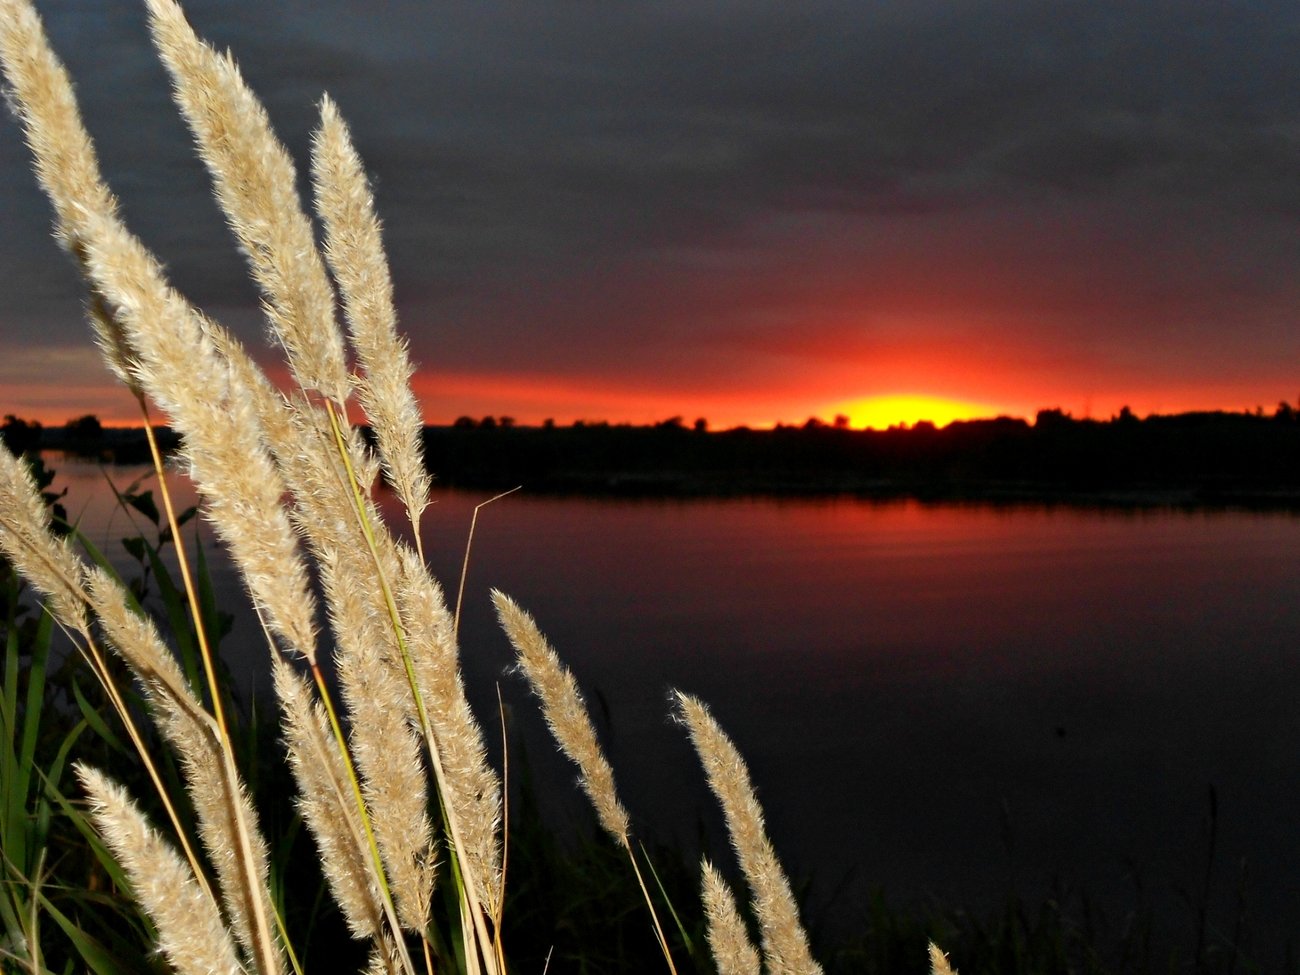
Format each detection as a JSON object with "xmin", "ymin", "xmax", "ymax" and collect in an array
[
  {"xmin": 36, "ymin": 888, "xmax": 135, "ymax": 975},
  {"xmin": 124, "ymin": 489, "xmax": 160, "ymax": 527},
  {"xmin": 120, "ymin": 535, "xmax": 146, "ymax": 564},
  {"xmin": 72, "ymin": 679, "xmax": 127, "ymax": 756}
]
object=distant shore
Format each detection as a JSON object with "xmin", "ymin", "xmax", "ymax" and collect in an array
[{"xmin": 12, "ymin": 408, "xmax": 1300, "ymax": 508}]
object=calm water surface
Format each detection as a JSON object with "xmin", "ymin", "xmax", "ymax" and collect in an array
[{"xmin": 55, "ymin": 456, "xmax": 1300, "ymax": 962}]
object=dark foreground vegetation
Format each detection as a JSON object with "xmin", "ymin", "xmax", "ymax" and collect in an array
[
  {"xmin": 2, "ymin": 454, "xmax": 1291, "ymax": 974},
  {"xmin": 13, "ymin": 404, "xmax": 1300, "ymax": 506}
]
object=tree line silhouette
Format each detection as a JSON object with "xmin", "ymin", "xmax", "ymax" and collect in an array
[
  {"xmin": 9, "ymin": 405, "xmax": 1300, "ymax": 504},
  {"xmin": 424, "ymin": 405, "xmax": 1300, "ymax": 503}
]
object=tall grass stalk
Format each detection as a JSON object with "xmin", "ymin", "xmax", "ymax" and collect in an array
[{"xmin": 0, "ymin": 0, "xmax": 923, "ymax": 971}]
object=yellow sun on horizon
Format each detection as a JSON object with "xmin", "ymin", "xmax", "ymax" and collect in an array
[{"xmin": 833, "ymin": 394, "xmax": 998, "ymax": 430}]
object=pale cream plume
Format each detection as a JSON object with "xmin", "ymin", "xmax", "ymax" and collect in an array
[
  {"xmin": 701, "ymin": 859, "xmax": 761, "ymax": 975},
  {"xmin": 0, "ymin": 443, "xmax": 87, "ymax": 633},
  {"xmin": 0, "ymin": 441, "xmax": 224, "ymax": 926},
  {"xmin": 318, "ymin": 540, "xmax": 437, "ymax": 932},
  {"xmin": 0, "ymin": 0, "xmax": 137, "ymax": 390},
  {"xmin": 929, "ymin": 943, "xmax": 957, "ymax": 975},
  {"xmin": 395, "ymin": 545, "xmax": 502, "ymax": 907},
  {"xmin": 228, "ymin": 382, "xmax": 436, "ymax": 934},
  {"xmin": 0, "ymin": 0, "xmax": 320, "ymax": 668},
  {"xmin": 492, "ymin": 590, "xmax": 630, "ymax": 843},
  {"xmin": 674, "ymin": 691, "xmax": 822, "ymax": 975},
  {"xmin": 311, "ymin": 95, "xmax": 430, "ymax": 528},
  {"xmin": 83, "ymin": 565, "xmax": 211, "ymax": 731},
  {"xmin": 87, "ymin": 566, "xmax": 280, "ymax": 970},
  {"xmin": 143, "ymin": 0, "xmax": 351, "ymax": 405},
  {"xmin": 273, "ymin": 655, "xmax": 386, "ymax": 941},
  {"xmin": 76, "ymin": 765, "xmax": 245, "ymax": 975},
  {"xmin": 76, "ymin": 205, "xmax": 320, "ymax": 666},
  {"xmin": 365, "ymin": 936, "xmax": 406, "ymax": 975}
]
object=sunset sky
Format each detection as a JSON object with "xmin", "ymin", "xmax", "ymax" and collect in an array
[{"xmin": 2, "ymin": 0, "xmax": 1300, "ymax": 429}]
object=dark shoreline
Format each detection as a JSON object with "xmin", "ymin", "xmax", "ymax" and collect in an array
[{"xmin": 16, "ymin": 407, "xmax": 1300, "ymax": 510}]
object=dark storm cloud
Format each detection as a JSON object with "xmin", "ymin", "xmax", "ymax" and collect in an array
[{"xmin": 2, "ymin": 0, "xmax": 1300, "ymax": 414}]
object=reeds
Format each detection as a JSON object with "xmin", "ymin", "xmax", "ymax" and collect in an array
[{"xmin": 0, "ymin": 1, "xmax": 952, "ymax": 972}]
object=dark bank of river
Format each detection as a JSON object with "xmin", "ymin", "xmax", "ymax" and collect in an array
[{"xmin": 29, "ymin": 407, "xmax": 1300, "ymax": 509}]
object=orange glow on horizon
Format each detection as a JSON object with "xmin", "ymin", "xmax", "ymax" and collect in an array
[
  {"xmin": 831, "ymin": 394, "xmax": 1006, "ymax": 430},
  {"xmin": 2, "ymin": 365, "xmax": 1293, "ymax": 434}
]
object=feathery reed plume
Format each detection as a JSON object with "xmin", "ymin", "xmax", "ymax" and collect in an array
[
  {"xmin": 701, "ymin": 859, "xmax": 761, "ymax": 975},
  {"xmin": 311, "ymin": 95, "xmax": 431, "ymax": 532},
  {"xmin": 257, "ymin": 397, "xmax": 437, "ymax": 935},
  {"xmin": 143, "ymin": 0, "xmax": 350, "ymax": 405},
  {"xmin": 273, "ymin": 655, "xmax": 386, "ymax": 941},
  {"xmin": 319, "ymin": 539, "xmax": 437, "ymax": 933},
  {"xmin": 77, "ymin": 205, "xmax": 321, "ymax": 666},
  {"xmin": 492, "ymin": 590, "xmax": 630, "ymax": 843},
  {"xmin": 0, "ymin": 0, "xmax": 321, "ymax": 668},
  {"xmin": 4, "ymin": 3, "xmax": 836, "ymax": 973},
  {"xmin": 327, "ymin": 551, "xmax": 439, "ymax": 941},
  {"xmin": 0, "ymin": 0, "xmax": 138, "ymax": 391},
  {"xmin": 494, "ymin": 590, "xmax": 680, "ymax": 972},
  {"xmin": 674, "ymin": 691, "xmax": 822, "ymax": 975},
  {"xmin": 396, "ymin": 545, "xmax": 503, "ymax": 909},
  {"xmin": 928, "ymin": 942, "xmax": 957, "ymax": 975},
  {"xmin": 87, "ymin": 566, "xmax": 281, "ymax": 970},
  {"xmin": 0, "ymin": 443, "xmax": 87, "ymax": 633},
  {"xmin": 83, "ymin": 565, "xmax": 212, "ymax": 730},
  {"xmin": 0, "ymin": 441, "xmax": 224, "ymax": 914},
  {"xmin": 76, "ymin": 765, "xmax": 246, "ymax": 975},
  {"xmin": 366, "ymin": 937, "xmax": 407, "ymax": 975},
  {"xmin": 0, "ymin": 0, "xmax": 113, "ymax": 245}
]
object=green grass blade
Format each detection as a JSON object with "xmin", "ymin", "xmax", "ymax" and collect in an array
[
  {"xmin": 70, "ymin": 680, "xmax": 127, "ymax": 756},
  {"xmin": 18, "ymin": 611, "xmax": 54, "ymax": 802},
  {"xmin": 1, "ymin": 618, "xmax": 28, "ymax": 877},
  {"xmin": 639, "ymin": 841, "xmax": 696, "ymax": 958},
  {"xmin": 35, "ymin": 889, "xmax": 134, "ymax": 975}
]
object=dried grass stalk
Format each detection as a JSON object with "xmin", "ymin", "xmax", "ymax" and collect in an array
[
  {"xmin": 236, "ymin": 381, "xmax": 436, "ymax": 934},
  {"xmin": 273, "ymin": 656, "xmax": 386, "ymax": 941},
  {"xmin": 76, "ymin": 765, "xmax": 246, "ymax": 975},
  {"xmin": 86, "ymin": 565, "xmax": 281, "ymax": 971},
  {"xmin": 396, "ymin": 546, "xmax": 502, "ymax": 907},
  {"xmin": 0, "ymin": 443, "xmax": 87, "ymax": 633},
  {"xmin": 674, "ymin": 691, "xmax": 822, "ymax": 975},
  {"xmin": 701, "ymin": 859, "xmax": 761, "ymax": 975},
  {"xmin": 144, "ymin": 0, "xmax": 350, "ymax": 405},
  {"xmin": 311, "ymin": 96, "xmax": 430, "ymax": 526},
  {"xmin": 83, "ymin": 566, "xmax": 206, "ymax": 726},
  {"xmin": 75, "ymin": 205, "xmax": 320, "ymax": 665},
  {"xmin": 929, "ymin": 943, "xmax": 957, "ymax": 975},
  {"xmin": 0, "ymin": 0, "xmax": 137, "ymax": 389},
  {"xmin": 493, "ymin": 591, "xmax": 631, "ymax": 844},
  {"xmin": 321, "ymin": 540, "xmax": 437, "ymax": 932},
  {"xmin": 364, "ymin": 936, "xmax": 406, "ymax": 975},
  {"xmin": 0, "ymin": 0, "xmax": 321, "ymax": 668}
]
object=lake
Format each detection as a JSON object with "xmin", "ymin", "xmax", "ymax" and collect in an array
[{"xmin": 49, "ymin": 454, "xmax": 1300, "ymax": 966}]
